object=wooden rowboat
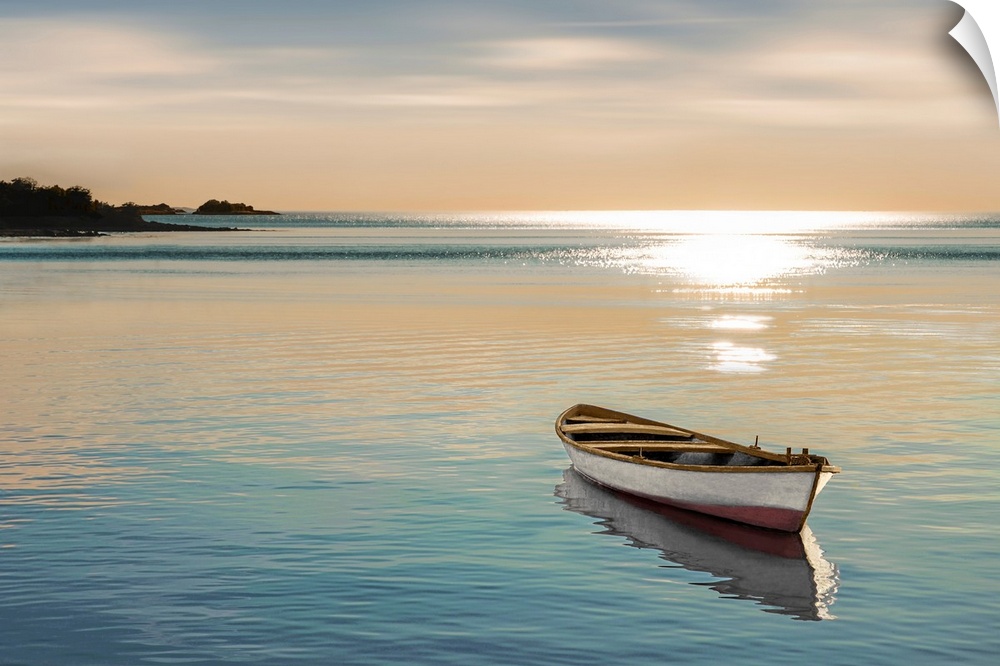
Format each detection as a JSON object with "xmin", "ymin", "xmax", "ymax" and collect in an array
[{"xmin": 555, "ymin": 404, "xmax": 841, "ymax": 532}]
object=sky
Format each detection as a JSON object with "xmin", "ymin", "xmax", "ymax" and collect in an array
[{"xmin": 1, "ymin": 0, "xmax": 998, "ymax": 211}]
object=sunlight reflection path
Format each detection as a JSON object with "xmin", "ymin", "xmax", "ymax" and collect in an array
[
  {"xmin": 709, "ymin": 341, "xmax": 777, "ymax": 373},
  {"xmin": 709, "ymin": 315, "xmax": 772, "ymax": 330},
  {"xmin": 637, "ymin": 235, "xmax": 820, "ymax": 286}
]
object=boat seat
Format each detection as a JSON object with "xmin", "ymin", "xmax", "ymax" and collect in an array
[{"xmin": 589, "ymin": 441, "xmax": 732, "ymax": 454}]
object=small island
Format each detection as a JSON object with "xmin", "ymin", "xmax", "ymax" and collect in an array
[
  {"xmin": 0, "ymin": 177, "xmax": 277, "ymax": 237},
  {"xmin": 192, "ymin": 199, "xmax": 279, "ymax": 215},
  {"xmin": 133, "ymin": 203, "xmax": 189, "ymax": 215}
]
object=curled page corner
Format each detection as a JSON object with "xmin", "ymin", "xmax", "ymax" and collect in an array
[{"xmin": 949, "ymin": 1, "xmax": 1000, "ymax": 125}]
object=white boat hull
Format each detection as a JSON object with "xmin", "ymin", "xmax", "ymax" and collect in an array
[{"xmin": 563, "ymin": 442, "xmax": 833, "ymax": 532}]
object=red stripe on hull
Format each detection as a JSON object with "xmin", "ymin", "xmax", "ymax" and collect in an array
[
  {"xmin": 628, "ymin": 493, "xmax": 805, "ymax": 532},
  {"xmin": 660, "ymin": 498, "xmax": 804, "ymax": 532}
]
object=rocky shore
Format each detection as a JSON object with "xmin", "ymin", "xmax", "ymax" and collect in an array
[
  {"xmin": 0, "ymin": 178, "xmax": 269, "ymax": 237},
  {"xmin": 0, "ymin": 211, "xmax": 245, "ymax": 237}
]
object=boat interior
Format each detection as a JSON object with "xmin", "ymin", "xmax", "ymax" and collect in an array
[{"xmin": 561, "ymin": 414, "xmax": 786, "ymax": 467}]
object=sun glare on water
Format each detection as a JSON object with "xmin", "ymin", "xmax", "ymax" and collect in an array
[
  {"xmin": 534, "ymin": 209, "xmax": 884, "ymax": 287},
  {"xmin": 638, "ymin": 234, "xmax": 819, "ymax": 286},
  {"xmin": 709, "ymin": 341, "xmax": 777, "ymax": 373}
]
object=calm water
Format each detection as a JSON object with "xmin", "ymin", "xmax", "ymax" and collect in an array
[{"xmin": 1, "ymin": 212, "xmax": 998, "ymax": 664}]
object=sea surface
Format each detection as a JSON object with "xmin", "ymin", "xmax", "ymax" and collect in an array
[{"xmin": 1, "ymin": 211, "xmax": 998, "ymax": 665}]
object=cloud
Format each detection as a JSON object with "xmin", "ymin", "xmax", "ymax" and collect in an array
[
  {"xmin": 0, "ymin": 18, "xmax": 221, "ymax": 112},
  {"xmin": 641, "ymin": 7, "xmax": 988, "ymax": 130},
  {"xmin": 475, "ymin": 37, "xmax": 661, "ymax": 71},
  {"xmin": 0, "ymin": 18, "xmax": 215, "ymax": 78},
  {"xmin": 0, "ymin": 5, "xmax": 973, "ymax": 128}
]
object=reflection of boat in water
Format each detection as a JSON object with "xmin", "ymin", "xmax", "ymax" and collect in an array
[{"xmin": 555, "ymin": 468, "xmax": 839, "ymax": 621}]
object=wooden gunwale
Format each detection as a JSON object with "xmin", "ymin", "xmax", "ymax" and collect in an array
[
  {"xmin": 560, "ymin": 422, "xmax": 692, "ymax": 438},
  {"xmin": 571, "ymin": 446, "xmax": 828, "ymax": 473},
  {"xmin": 564, "ymin": 415, "xmax": 627, "ymax": 424},
  {"xmin": 556, "ymin": 404, "xmax": 841, "ymax": 475}
]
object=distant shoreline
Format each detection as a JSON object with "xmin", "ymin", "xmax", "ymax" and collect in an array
[
  {"xmin": 0, "ymin": 177, "xmax": 273, "ymax": 237},
  {"xmin": 0, "ymin": 215, "xmax": 246, "ymax": 238}
]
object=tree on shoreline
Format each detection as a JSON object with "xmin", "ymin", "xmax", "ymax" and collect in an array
[{"xmin": 0, "ymin": 177, "xmax": 104, "ymax": 217}]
